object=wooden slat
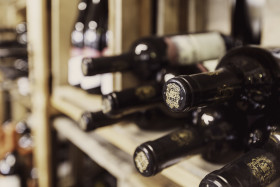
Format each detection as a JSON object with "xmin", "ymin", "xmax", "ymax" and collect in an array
[
  {"xmin": 53, "ymin": 117, "xmax": 181, "ymax": 187},
  {"xmin": 26, "ymin": 0, "xmax": 52, "ymax": 186},
  {"xmin": 262, "ymin": 0, "xmax": 280, "ymax": 46},
  {"xmin": 51, "ymin": 0, "xmax": 78, "ymax": 87},
  {"xmin": 51, "ymin": 85, "xmax": 102, "ymax": 122},
  {"xmin": 157, "ymin": 0, "xmax": 183, "ymax": 35},
  {"xmin": 204, "ymin": 0, "xmax": 232, "ymax": 35}
]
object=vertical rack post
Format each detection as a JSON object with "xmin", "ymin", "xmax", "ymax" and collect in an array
[{"xmin": 26, "ymin": 0, "xmax": 52, "ymax": 186}]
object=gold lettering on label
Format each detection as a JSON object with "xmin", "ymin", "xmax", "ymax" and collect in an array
[
  {"xmin": 134, "ymin": 151, "xmax": 149, "ymax": 173},
  {"xmin": 170, "ymin": 130, "xmax": 193, "ymax": 146},
  {"xmin": 247, "ymin": 156, "xmax": 276, "ymax": 185},
  {"xmin": 216, "ymin": 85, "xmax": 234, "ymax": 99},
  {"xmin": 165, "ymin": 83, "xmax": 181, "ymax": 109},
  {"xmin": 135, "ymin": 86, "xmax": 156, "ymax": 100}
]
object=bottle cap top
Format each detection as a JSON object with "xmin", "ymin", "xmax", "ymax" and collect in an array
[
  {"xmin": 81, "ymin": 58, "xmax": 92, "ymax": 76},
  {"xmin": 79, "ymin": 112, "xmax": 94, "ymax": 131},
  {"xmin": 199, "ymin": 174, "xmax": 229, "ymax": 187},
  {"xmin": 163, "ymin": 76, "xmax": 193, "ymax": 112},
  {"xmin": 133, "ymin": 143, "xmax": 157, "ymax": 177}
]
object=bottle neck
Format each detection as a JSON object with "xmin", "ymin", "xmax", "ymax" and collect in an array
[
  {"xmin": 78, "ymin": 111, "xmax": 134, "ymax": 131},
  {"xmin": 102, "ymin": 83, "xmax": 163, "ymax": 117},
  {"xmin": 81, "ymin": 53, "xmax": 133, "ymax": 76},
  {"xmin": 200, "ymin": 127, "xmax": 280, "ymax": 187},
  {"xmin": 134, "ymin": 126, "xmax": 206, "ymax": 176},
  {"xmin": 201, "ymin": 148, "xmax": 280, "ymax": 187},
  {"xmin": 163, "ymin": 67, "xmax": 242, "ymax": 112}
]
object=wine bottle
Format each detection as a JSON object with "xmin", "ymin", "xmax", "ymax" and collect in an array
[
  {"xmin": 83, "ymin": 0, "xmax": 108, "ymax": 56},
  {"xmin": 102, "ymin": 66, "xmax": 208, "ymax": 118},
  {"xmin": 79, "ymin": 108, "xmax": 188, "ymax": 132},
  {"xmin": 78, "ymin": 110, "xmax": 132, "ymax": 131},
  {"xmin": 200, "ymin": 125, "xmax": 280, "ymax": 187},
  {"xmin": 0, "ymin": 22, "xmax": 27, "ymax": 47},
  {"xmin": 15, "ymin": 22, "xmax": 28, "ymax": 46},
  {"xmin": 15, "ymin": 120, "xmax": 38, "ymax": 187},
  {"xmin": 0, "ymin": 121, "xmax": 26, "ymax": 187},
  {"xmin": 133, "ymin": 106, "xmax": 248, "ymax": 177},
  {"xmin": 0, "ymin": 58, "xmax": 28, "ymax": 80},
  {"xmin": 80, "ymin": 0, "xmax": 108, "ymax": 92},
  {"xmin": 163, "ymin": 46, "xmax": 280, "ymax": 114},
  {"xmin": 102, "ymin": 82, "xmax": 163, "ymax": 118},
  {"xmin": 70, "ymin": 0, "xmax": 90, "ymax": 55},
  {"xmin": 68, "ymin": 0, "xmax": 90, "ymax": 87},
  {"xmin": 231, "ymin": 0, "xmax": 264, "ymax": 45},
  {"xmin": 81, "ymin": 31, "xmax": 239, "ymax": 80},
  {"xmin": 68, "ymin": 0, "xmax": 109, "ymax": 92},
  {"xmin": 0, "ymin": 152, "xmax": 26, "ymax": 187}
]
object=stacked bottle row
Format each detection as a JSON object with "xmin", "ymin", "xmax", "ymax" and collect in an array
[
  {"xmin": 78, "ymin": 42, "xmax": 280, "ymax": 186},
  {"xmin": 68, "ymin": 0, "xmax": 108, "ymax": 94},
  {"xmin": 67, "ymin": 0, "xmax": 280, "ymax": 186},
  {"xmin": 0, "ymin": 119, "xmax": 37, "ymax": 187}
]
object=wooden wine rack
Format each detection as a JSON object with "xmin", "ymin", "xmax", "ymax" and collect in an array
[{"xmin": 0, "ymin": 0, "xmax": 278, "ymax": 186}]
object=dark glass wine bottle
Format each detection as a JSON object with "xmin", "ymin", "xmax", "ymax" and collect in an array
[
  {"xmin": 79, "ymin": 108, "xmax": 188, "ymax": 132},
  {"xmin": 80, "ymin": 0, "xmax": 108, "ymax": 93},
  {"xmin": 15, "ymin": 22, "xmax": 28, "ymax": 46},
  {"xmin": 81, "ymin": 32, "xmax": 239, "ymax": 80},
  {"xmin": 68, "ymin": 0, "xmax": 90, "ymax": 87},
  {"xmin": 0, "ymin": 121, "xmax": 26, "ymax": 187},
  {"xmin": 163, "ymin": 46, "xmax": 280, "ymax": 114},
  {"xmin": 102, "ymin": 82, "xmax": 163, "ymax": 118},
  {"xmin": 0, "ymin": 22, "xmax": 27, "ymax": 48},
  {"xmin": 0, "ymin": 151, "xmax": 26, "ymax": 187},
  {"xmin": 78, "ymin": 110, "xmax": 131, "ymax": 131},
  {"xmin": 70, "ymin": 0, "xmax": 90, "ymax": 56},
  {"xmin": 15, "ymin": 120, "xmax": 38, "ymax": 187},
  {"xmin": 200, "ymin": 125, "xmax": 280, "ymax": 187},
  {"xmin": 133, "ymin": 105, "xmax": 248, "ymax": 177},
  {"xmin": 102, "ymin": 65, "xmax": 208, "ymax": 118},
  {"xmin": 231, "ymin": 0, "xmax": 264, "ymax": 45},
  {"xmin": 83, "ymin": 0, "xmax": 108, "ymax": 57}
]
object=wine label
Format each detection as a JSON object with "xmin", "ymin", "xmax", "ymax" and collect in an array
[
  {"xmin": 247, "ymin": 156, "xmax": 276, "ymax": 186},
  {"xmin": 0, "ymin": 175, "xmax": 21, "ymax": 187},
  {"xmin": 68, "ymin": 55, "xmax": 84, "ymax": 86},
  {"xmin": 80, "ymin": 75, "xmax": 101, "ymax": 90},
  {"xmin": 135, "ymin": 86, "xmax": 157, "ymax": 100},
  {"xmin": 170, "ymin": 129, "xmax": 193, "ymax": 146},
  {"xmin": 164, "ymin": 83, "xmax": 181, "ymax": 109},
  {"xmin": 167, "ymin": 32, "xmax": 226, "ymax": 65},
  {"xmin": 134, "ymin": 151, "xmax": 149, "ymax": 173}
]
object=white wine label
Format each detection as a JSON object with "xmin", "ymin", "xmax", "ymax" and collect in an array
[
  {"xmin": 0, "ymin": 175, "xmax": 21, "ymax": 187},
  {"xmin": 68, "ymin": 55, "xmax": 84, "ymax": 86},
  {"xmin": 80, "ymin": 75, "xmax": 101, "ymax": 90},
  {"xmin": 100, "ymin": 73, "xmax": 114, "ymax": 95},
  {"xmin": 169, "ymin": 32, "xmax": 226, "ymax": 65}
]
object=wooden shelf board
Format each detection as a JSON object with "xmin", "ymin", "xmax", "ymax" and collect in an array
[
  {"xmin": 53, "ymin": 117, "xmax": 181, "ymax": 187},
  {"xmin": 51, "ymin": 85, "xmax": 102, "ymax": 121}
]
